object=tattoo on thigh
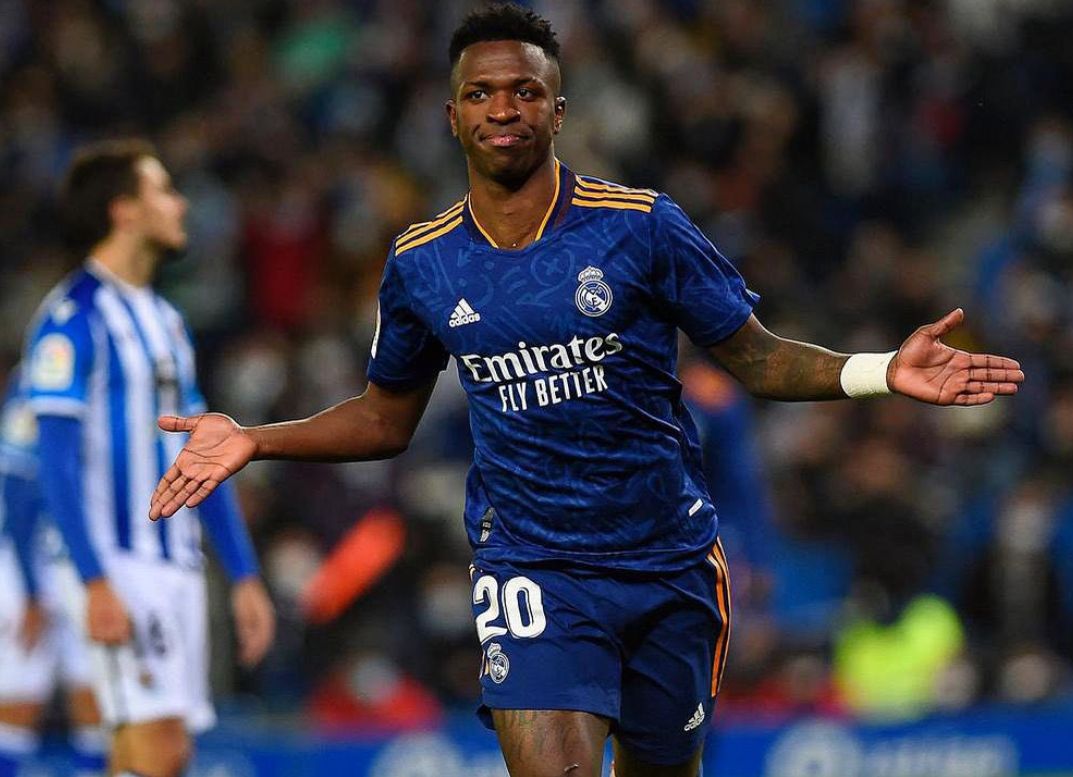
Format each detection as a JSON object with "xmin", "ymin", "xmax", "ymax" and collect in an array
[
  {"xmin": 497, "ymin": 709, "xmax": 551, "ymax": 762},
  {"xmin": 494, "ymin": 709, "xmax": 607, "ymax": 775}
]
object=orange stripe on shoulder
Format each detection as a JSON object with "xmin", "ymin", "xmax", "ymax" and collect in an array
[
  {"xmin": 574, "ymin": 188, "xmax": 657, "ymax": 204},
  {"xmin": 396, "ymin": 215, "xmax": 463, "ymax": 255},
  {"xmin": 575, "ymin": 176, "xmax": 658, "ymax": 197},
  {"xmin": 396, "ymin": 199, "xmax": 465, "ymax": 244},
  {"xmin": 570, "ymin": 197, "xmax": 653, "ymax": 213}
]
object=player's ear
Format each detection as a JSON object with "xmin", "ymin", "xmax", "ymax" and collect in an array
[
  {"xmin": 445, "ymin": 100, "xmax": 459, "ymax": 138},
  {"xmin": 553, "ymin": 96, "xmax": 566, "ymax": 134},
  {"xmin": 109, "ymin": 195, "xmax": 139, "ymax": 233}
]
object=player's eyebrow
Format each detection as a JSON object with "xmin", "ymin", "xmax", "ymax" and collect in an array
[{"xmin": 462, "ymin": 76, "xmax": 542, "ymax": 89}]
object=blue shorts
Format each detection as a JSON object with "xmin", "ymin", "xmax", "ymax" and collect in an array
[{"xmin": 471, "ymin": 539, "xmax": 732, "ymax": 765}]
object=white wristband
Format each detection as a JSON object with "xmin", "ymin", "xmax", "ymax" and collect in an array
[{"xmin": 840, "ymin": 352, "xmax": 896, "ymax": 398}]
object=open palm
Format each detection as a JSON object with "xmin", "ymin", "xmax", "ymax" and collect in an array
[
  {"xmin": 150, "ymin": 413, "xmax": 256, "ymax": 520},
  {"xmin": 889, "ymin": 309, "xmax": 1024, "ymax": 406}
]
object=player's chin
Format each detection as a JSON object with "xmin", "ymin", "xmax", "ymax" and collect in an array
[
  {"xmin": 482, "ymin": 147, "xmax": 543, "ymax": 181},
  {"xmin": 156, "ymin": 232, "xmax": 188, "ymax": 254}
]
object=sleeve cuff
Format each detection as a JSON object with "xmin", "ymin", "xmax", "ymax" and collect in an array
[
  {"xmin": 691, "ymin": 290, "xmax": 759, "ymax": 347},
  {"xmin": 30, "ymin": 396, "xmax": 87, "ymax": 418}
]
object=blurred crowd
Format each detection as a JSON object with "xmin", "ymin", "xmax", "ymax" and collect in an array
[{"xmin": 2, "ymin": 0, "xmax": 1073, "ymax": 731}]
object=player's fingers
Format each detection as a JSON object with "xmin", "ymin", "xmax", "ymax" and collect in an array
[
  {"xmin": 151, "ymin": 467, "xmax": 185, "ymax": 517},
  {"xmin": 965, "ymin": 381, "xmax": 1019, "ymax": 395},
  {"xmin": 155, "ymin": 466, "xmax": 191, "ymax": 503},
  {"xmin": 238, "ymin": 620, "xmax": 260, "ymax": 666},
  {"xmin": 158, "ymin": 415, "xmax": 196, "ymax": 433},
  {"xmin": 174, "ymin": 477, "xmax": 204, "ymax": 507},
  {"xmin": 923, "ymin": 308, "xmax": 964, "ymax": 337},
  {"xmin": 91, "ymin": 620, "xmax": 125, "ymax": 645},
  {"xmin": 185, "ymin": 479, "xmax": 220, "ymax": 509},
  {"xmin": 152, "ymin": 465, "xmax": 180, "ymax": 496},
  {"xmin": 968, "ymin": 354, "xmax": 1021, "ymax": 372},
  {"xmin": 241, "ymin": 610, "xmax": 274, "ymax": 666},
  {"xmin": 968, "ymin": 367, "xmax": 1024, "ymax": 384},
  {"xmin": 160, "ymin": 479, "xmax": 201, "ymax": 518},
  {"xmin": 152, "ymin": 475, "xmax": 193, "ymax": 519},
  {"xmin": 955, "ymin": 392, "xmax": 994, "ymax": 406}
]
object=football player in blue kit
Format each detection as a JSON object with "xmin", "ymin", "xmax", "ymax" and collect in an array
[{"xmin": 149, "ymin": 5, "xmax": 1024, "ymax": 776}]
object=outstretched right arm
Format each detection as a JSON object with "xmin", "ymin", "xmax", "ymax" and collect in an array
[{"xmin": 150, "ymin": 378, "xmax": 437, "ymax": 519}]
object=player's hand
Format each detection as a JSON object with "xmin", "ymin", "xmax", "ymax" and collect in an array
[
  {"xmin": 231, "ymin": 577, "xmax": 275, "ymax": 667},
  {"xmin": 151, "ymin": 413, "xmax": 256, "ymax": 520},
  {"xmin": 86, "ymin": 579, "xmax": 132, "ymax": 645},
  {"xmin": 889, "ymin": 308, "xmax": 1025, "ymax": 406},
  {"xmin": 18, "ymin": 600, "xmax": 48, "ymax": 651}
]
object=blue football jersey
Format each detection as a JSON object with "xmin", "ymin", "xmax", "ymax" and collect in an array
[
  {"xmin": 24, "ymin": 261, "xmax": 209, "ymax": 570},
  {"xmin": 368, "ymin": 160, "xmax": 758, "ymax": 571}
]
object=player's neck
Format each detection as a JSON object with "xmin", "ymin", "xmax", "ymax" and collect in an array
[
  {"xmin": 89, "ymin": 237, "xmax": 159, "ymax": 289},
  {"xmin": 467, "ymin": 155, "xmax": 557, "ymax": 250}
]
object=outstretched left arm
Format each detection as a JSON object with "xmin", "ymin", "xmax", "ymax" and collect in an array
[{"xmin": 709, "ymin": 308, "xmax": 1023, "ymax": 405}]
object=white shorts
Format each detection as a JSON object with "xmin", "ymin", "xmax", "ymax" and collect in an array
[
  {"xmin": 0, "ymin": 546, "xmax": 93, "ymax": 703},
  {"xmin": 60, "ymin": 554, "xmax": 216, "ymax": 733}
]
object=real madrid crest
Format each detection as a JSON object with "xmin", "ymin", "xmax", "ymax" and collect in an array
[
  {"xmin": 575, "ymin": 266, "xmax": 613, "ymax": 317},
  {"xmin": 486, "ymin": 642, "xmax": 510, "ymax": 684}
]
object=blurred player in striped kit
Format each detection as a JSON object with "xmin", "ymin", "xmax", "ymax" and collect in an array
[
  {"xmin": 23, "ymin": 140, "xmax": 275, "ymax": 777},
  {"xmin": 0, "ymin": 367, "xmax": 106, "ymax": 777}
]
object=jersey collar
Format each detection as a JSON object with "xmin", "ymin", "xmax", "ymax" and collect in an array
[
  {"xmin": 463, "ymin": 158, "xmax": 572, "ymax": 250},
  {"xmin": 85, "ymin": 257, "xmax": 154, "ymax": 299}
]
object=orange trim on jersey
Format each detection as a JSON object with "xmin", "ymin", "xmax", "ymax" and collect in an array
[
  {"xmin": 570, "ymin": 197, "xmax": 653, "ymax": 213},
  {"xmin": 707, "ymin": 538, "xmax": 733, "ymax": 696},
  {"xmin": 575, "ymin": 176, "xmax": 657, "ymax": 197},
  {"xmin": 467, "ymin": 195, "xmax": 500, "ymax": 248},
  {"xmin": 573, "ymin": 188, "xmax": 657, "ymax": 204},
  {"xmin": 533, "ymin": 158, "xmax": 562, "ymax": 241},
  {"xmin": 397, "ymin": 200, "xmax": 465, "ymax": 244},
  {"xmin": 395, "ymin": 216, "xmax": 464, "ymax": 255},
  {"xmin": 467, "ymin": 158, "xmax": 563, "ymax": 248}
]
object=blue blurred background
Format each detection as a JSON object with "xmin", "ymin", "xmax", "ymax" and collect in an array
[{"xmin": 2, "ymin": 0, "xmax": 1073, "ymax": 774}]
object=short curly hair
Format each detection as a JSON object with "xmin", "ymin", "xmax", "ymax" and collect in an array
[{"xmin": 448, "ymin": 3, "xmax": 560, "ymax": 66}]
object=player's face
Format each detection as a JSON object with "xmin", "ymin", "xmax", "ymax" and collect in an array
[
  {"xmin": 130, "ymin": 156, "xmax": 188, "ymax": 252},
  {"xmin": 447, "ymin": 40, "xmax": 565, "ymax": 185}
]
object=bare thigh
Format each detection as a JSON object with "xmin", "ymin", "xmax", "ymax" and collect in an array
[
  {"xmin": 611, "ymin": 737, "xmax": 704, "ymax": 777},
  {"xmin": 110, "ymin": 717, "xmax": 190, "ymax": 777},
  {"xmin": 492, "ymin": 709, "xmax": 611, "ymax": 777}
]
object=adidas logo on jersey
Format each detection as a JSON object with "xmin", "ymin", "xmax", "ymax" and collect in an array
[
  {"xmin": 683, "ymin": 702, "xmax": 706, "ymax": 732},
  {"xmin": 449, "ymin": 298, "xmax": 481, "ymax": 328}
]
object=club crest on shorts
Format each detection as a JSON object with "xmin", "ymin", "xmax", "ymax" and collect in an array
[
  {"xmin": 575, "ymin": 266, "xmax": 613, "ymax": 317},
  {"xmin": 486, "ymin": 642, "xmax": 510, "ymax": 684}
]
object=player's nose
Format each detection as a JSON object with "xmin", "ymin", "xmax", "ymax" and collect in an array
[{"xmin": 486, "ymin": 93, "xmax": 520, "ymax": 123}]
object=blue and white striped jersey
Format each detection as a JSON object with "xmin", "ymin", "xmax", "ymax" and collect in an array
[{"xmin": 25, "ymin": 260, "xmax": 208, "ymax": 571}]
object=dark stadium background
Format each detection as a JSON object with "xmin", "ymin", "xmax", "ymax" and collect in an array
[{"xmin": 1, "ymin": 1, "xmax": 1072, "ymax": 775}]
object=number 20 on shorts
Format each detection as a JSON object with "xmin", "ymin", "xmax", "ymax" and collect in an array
[{"xmin": 473, "ymin": 575, "xmax": 547, "ymax": 642}]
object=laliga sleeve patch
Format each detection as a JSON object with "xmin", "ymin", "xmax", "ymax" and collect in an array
[
  {"xmin": 31, "ymin": 333, "xmax": 76, "ymax": 391},
  {"xmin": 0, "ymin": 402, "xmax": 37, "ymax": 447}
]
